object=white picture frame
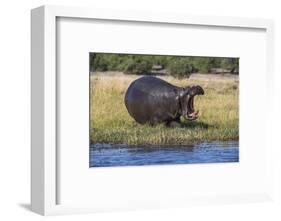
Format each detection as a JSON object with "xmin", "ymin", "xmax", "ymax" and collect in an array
[{"xmin": 31, "ymin": 5, "xmax": 274, "ymax": 215}]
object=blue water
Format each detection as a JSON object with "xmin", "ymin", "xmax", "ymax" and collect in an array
[{"xmin": 90, "ymin": 141, "xmax": 239, "ymax": 167}]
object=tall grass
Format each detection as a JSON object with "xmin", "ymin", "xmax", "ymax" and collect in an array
[{"xmin": 90, "ymin": 74, "xmax": 239, "ymax": 145}]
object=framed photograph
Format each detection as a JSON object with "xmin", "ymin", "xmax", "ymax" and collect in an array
[{"xmin": 31, "ymin": 5, "xmax": 274, "ymax": 215}]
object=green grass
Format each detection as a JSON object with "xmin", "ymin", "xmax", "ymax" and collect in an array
[{"xmin": 90, "ymin": 74, "xmax": 239, "ymax": 145}]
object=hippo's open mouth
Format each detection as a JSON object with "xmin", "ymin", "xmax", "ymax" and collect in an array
[
  {"xmin": 187, "ymin": 96, "xmax": 198, "ymax": 120},
  {"xmin": 186, "ymin": 86, "xmax": 204, "ymax": 121}
]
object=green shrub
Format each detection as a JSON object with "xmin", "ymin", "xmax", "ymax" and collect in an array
[
  {"xmin": 89, "ymin": 53, "xmax": 239, "ymax": 76},
  {"xmin": 168, "ymin": 59, "xmax": 193, "ymax": 78},
  {"xmin": 123, "ymin": 59, "xmax": 152, "ymax": 75}
]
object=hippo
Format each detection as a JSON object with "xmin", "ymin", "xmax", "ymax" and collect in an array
[{"xmin": 124, "ymin": 76, "xmax": 204, "ymax": 126}]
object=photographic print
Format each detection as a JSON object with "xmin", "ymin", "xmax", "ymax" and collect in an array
[{"xmin": 89, "ymin": 53, "xmax": 239, "ymax": 167}]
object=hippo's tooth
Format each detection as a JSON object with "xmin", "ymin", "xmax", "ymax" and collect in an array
[
  {"xmin": 188, "ymin": 111, "xmax": 198, "ymax": 118},
  {"xmin": 187, "ymin": 110, "xmax": 199, "ymax": 119}
]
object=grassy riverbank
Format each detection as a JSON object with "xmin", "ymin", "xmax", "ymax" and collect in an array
[{"xmin": 90, "ymin": 73, "xmax": 239, "ymax": 145}]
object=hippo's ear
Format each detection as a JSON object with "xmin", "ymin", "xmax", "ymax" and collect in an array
[
  {"xmin": 173, "ymin": 88, "xmax": 180, "ymax": 100},
  {"xmin": 179, "ymin": 86, "xmax": 190, "ymax": 97},
  {"xmin": 174, "ymin": 88, "xmax": 185, "ymax": 100}
]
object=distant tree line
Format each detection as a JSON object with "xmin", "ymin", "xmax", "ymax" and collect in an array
[{"xmin": 90, "ymin": 53, "xmax": 239, "ymax": 78}]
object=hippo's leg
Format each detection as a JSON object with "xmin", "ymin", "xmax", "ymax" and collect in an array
[
  {"xmin": 167, "ymin": 121, "xmax": 182, "ymax": 128},
  {"xmin": 149, "ymin": 116, "xmax": 163, "ymax": 126},
  {"xmin": 166, "ymin": 116, "xmax": 182, "ymax": 128},
  {"xmin": 149, "ymin": 111, "xmax": 170, "ymax": 126}
]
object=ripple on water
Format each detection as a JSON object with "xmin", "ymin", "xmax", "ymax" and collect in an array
[{"xmin": 90, "ymin": 141, "xmax": 239, "ymax": 167}]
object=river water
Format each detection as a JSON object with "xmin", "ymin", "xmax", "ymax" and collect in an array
[{"xmin": 90, "ymin": 141, "xmax": 239, "ymax": 167}]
